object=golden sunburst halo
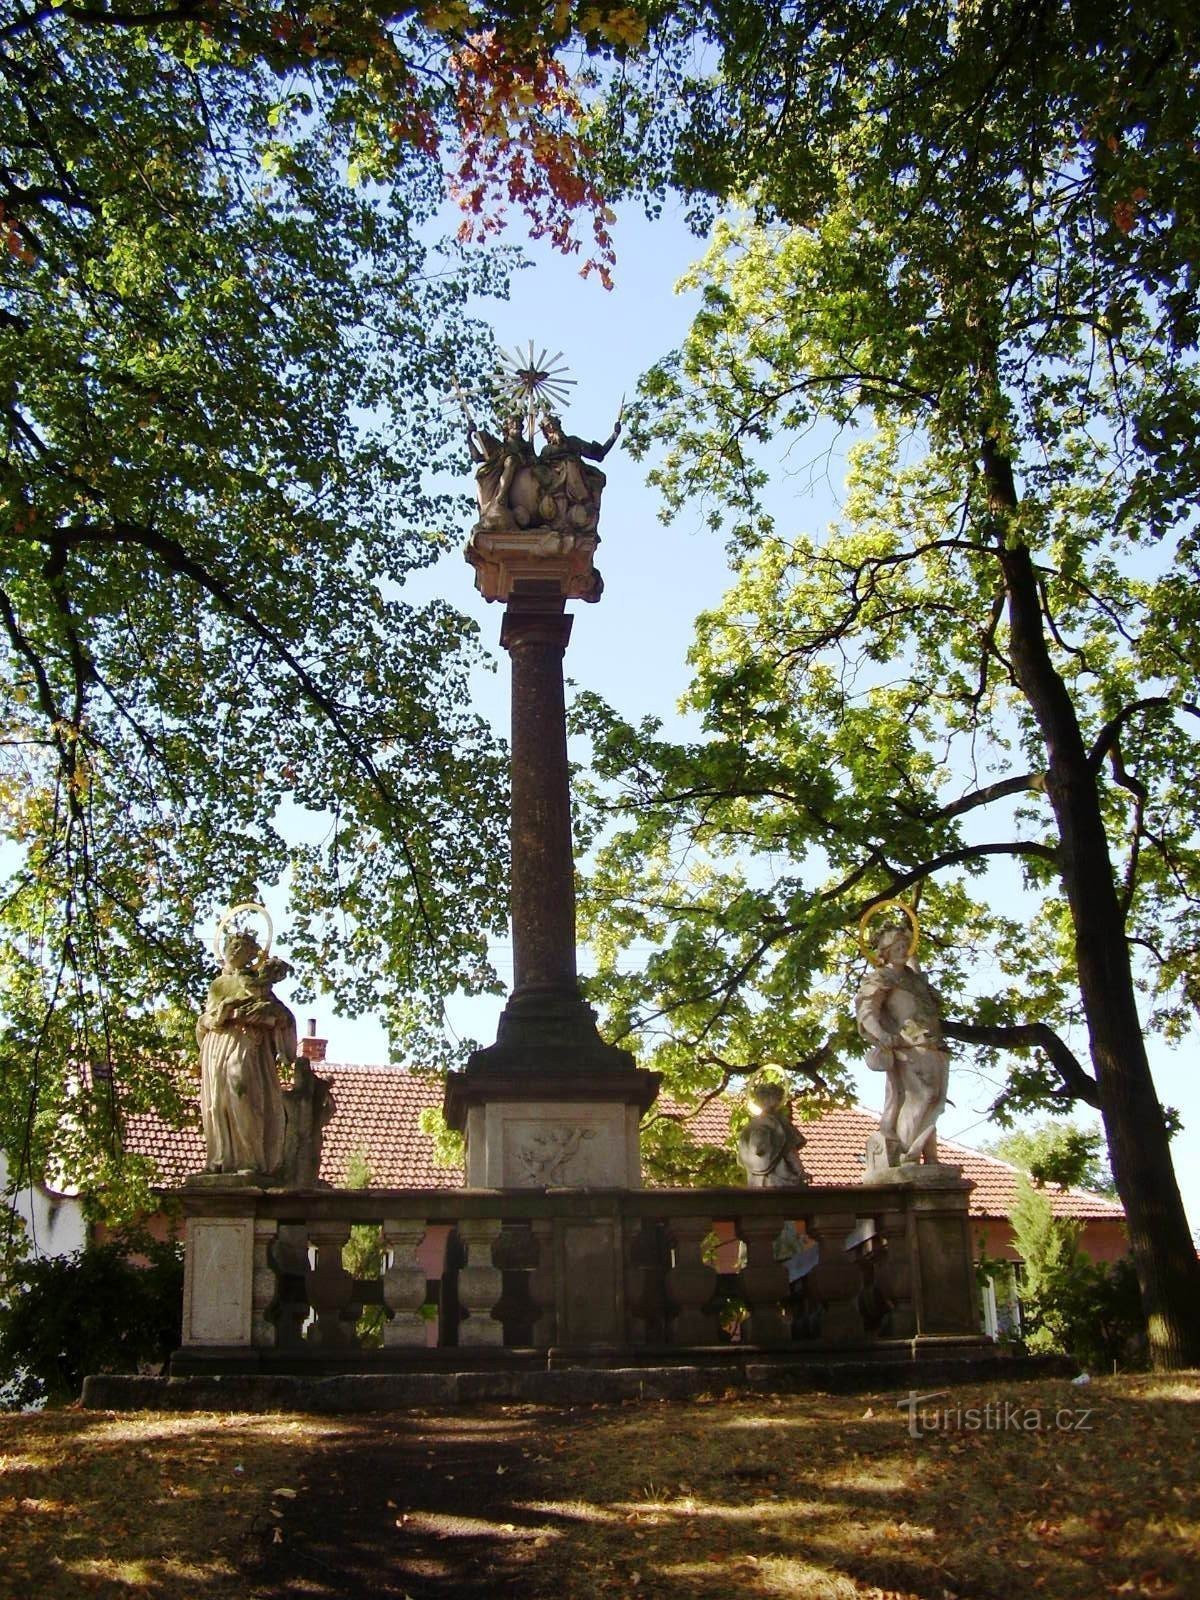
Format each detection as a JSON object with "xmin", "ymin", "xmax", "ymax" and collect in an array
[
  {"xmin": 497, "ymin": 341, "xmax": 577, "ymax": 440},
  {"xmin": 213, "ymin": 901, "xmax": 273, "ymax": 966}
]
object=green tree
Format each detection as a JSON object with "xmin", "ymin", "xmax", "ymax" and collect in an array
[
  {"xmin": 985, "ymin": 1120, "xmax": 1117, "ymax": 1198},
  {"xmin": 0, "ymin": 0, "xmax": 641, "ymax": 1222},
  {"xmin": 574, "ymin": 1, "xmax": 1200, "ymax": 1365}
]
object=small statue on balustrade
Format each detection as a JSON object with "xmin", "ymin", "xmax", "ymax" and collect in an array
[
  {"xmin": 736, "ymin": 1080, "xmax": 810, "ymax": 1188},
  {"xmin": 194, "ymin": 904, "xmax": 330, "ymax": 1187},
  {"xmin": 198, "ymin": 927, "xmax": 294, "ymax": 1178}
]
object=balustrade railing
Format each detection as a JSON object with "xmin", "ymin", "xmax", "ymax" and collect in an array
[{"xmin": 175, "ymin": 1182, "xmax": 983, "ymax": 1373}]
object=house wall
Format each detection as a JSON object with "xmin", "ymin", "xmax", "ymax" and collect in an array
[
  {"xmin": 0, "ymin": 1153, "xmax": 87, "ymax": 1260},
  {"xmin": 972, "ymin": 1216, "xmax": 1128, "ymax": 1265}
]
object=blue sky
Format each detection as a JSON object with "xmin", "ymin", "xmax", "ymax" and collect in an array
[{"xmin": 286, "ymin": 198, "xmax": 1200, "ymax": 1234}]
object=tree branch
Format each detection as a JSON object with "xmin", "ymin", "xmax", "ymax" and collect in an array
[
  {"xmin": 34, "ymin": 518, "xmax": 442, "ymax": 948},
  {"xmin": 850, "ymin": 839, "xmax": 1059, "ymax": 912},
  {"xmin": 942, "ymin": 1017, "xmax": 1100, "ymax": 1107},
  {"xmin": 1088, "ymin": 697, "xmax": 1200, "ymax": 771},
  {"xmin": 897, "ymin": 769, "xmax": 1046, "ymax": 823}
]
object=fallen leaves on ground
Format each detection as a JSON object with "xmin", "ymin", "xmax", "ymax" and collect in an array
[
  {"xmin": 0, "ymin": 1409, "xmax": 338, "ymax": 1599},
  {"xmin": 0, "ymin": 1374, "xmax": 1196, "ymax": 1599}
]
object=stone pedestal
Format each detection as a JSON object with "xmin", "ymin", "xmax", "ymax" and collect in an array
[
  {"xmin": 906, "ymin": 1181, "xmax": 980, "ymax": 1339},
  {"xmin": 181, "ymin": 1207, "xmax": 256, "ymax": 1349},
  {"xmin": 444, "ymin": 1070, "xmax": 658, "ymax": 1188}
]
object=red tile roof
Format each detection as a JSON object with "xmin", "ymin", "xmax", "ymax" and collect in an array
[
  {"xmin": 651, "ymin": 1097, "xmax": 1124, "ymax": 1219},
  {"xmin": 124, "ymin": 1065, "xmax": 1123, "ymax": 1221},
  {"xmin": 123, "ymin": 1067, "xmax": 459, "ymax": 1191}
]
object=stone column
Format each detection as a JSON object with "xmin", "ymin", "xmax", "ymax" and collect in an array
[
  {"xmin": 442, "ymin": 415, "xmax": 661, "ymax": 1188},
  {"xmin": 501, "ymin": 594, "xmax": 578, "ymax": 1001}
]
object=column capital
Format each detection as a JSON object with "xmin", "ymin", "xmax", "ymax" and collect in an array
[{"xmin": 500, "ymin": 595, "xmax": 574, "ymax": 654}]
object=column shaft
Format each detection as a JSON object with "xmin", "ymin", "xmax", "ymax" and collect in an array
[{"xmin": 501, "ymin": 598, "xmax": 578, "ymax": 998}]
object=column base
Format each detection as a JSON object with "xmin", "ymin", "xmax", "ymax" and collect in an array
[
  {"xmin": 463, "ymin": 987, "xmax": 641, "ymax": 1077},
  {"xmin": 443, "ymin": 990, "xmax": 659, "ymax": 1188}
]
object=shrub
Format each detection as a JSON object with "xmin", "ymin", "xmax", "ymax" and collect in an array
[
  {"xmin": 1010, "ymin": 1179, "xmax": 1145, "ymax": 1369},
  {"xmin": 0, "ymin": 1229, "xmax": 183, "ymax": 1408}
]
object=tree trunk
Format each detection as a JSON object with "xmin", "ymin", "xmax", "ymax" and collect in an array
[{"xmin": 985, "ymin": 439, "xmax": 1200, "ymax": 1369}]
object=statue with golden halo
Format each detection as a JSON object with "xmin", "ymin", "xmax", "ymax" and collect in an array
[
  {"xmin": 459, "ymin": 344, "xmax": 621, "ymax": 604},
  {"xmin": 197, "ymin": 904, "xmax": 295, "ymax": 1178},
  {"xmin": 736, "ymin": 1079, "xmax": 809, "ymax": 1188},
  {"xmin": 855, "ymin": 901, "xmax": 951, "ymax": 1178}
]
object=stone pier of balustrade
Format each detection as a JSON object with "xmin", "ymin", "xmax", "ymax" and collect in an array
[{"xmin": 172, "ymin": 1180, "xmax": 985, "ymax": 1375}]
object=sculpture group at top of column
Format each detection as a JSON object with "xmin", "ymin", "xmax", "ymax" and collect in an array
[
  {"xmin": 465, "ymin": 404, "xmax": 622, "ymax": 605},
  {"xmin": 469, "ymin": 410, "xmax": 621, "ymax": 538}
]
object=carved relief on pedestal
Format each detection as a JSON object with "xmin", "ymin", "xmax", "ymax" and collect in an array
[
  {"xmin": 514, "ymin": 1125, "xmax": 598, "ymax": 1185},
  {"xmin": 490, "ymin": 1103, "xmax": 638, "ymax": 1188}
]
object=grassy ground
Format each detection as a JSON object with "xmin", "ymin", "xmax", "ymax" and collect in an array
[{"xmin": 1, "ymin": 1372, "xmax": 1196, "ymax": 1599}]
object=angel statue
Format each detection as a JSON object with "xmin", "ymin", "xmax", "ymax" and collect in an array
[{"xmin": 855, "ymin": 910, "xmax": 950, "ymax": 1171}]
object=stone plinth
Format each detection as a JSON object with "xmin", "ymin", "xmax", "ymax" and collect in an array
[
  {"xmin": 466, "ymin": 528, "xmax": 603, "ymax": 605},
  {"xmin": 444, "ymin": 1066, "xmax": 659, "ymax": 1188},
  {"xmin": 862, "ymin": 1160, "xmax": 965, "ymax": 1188}
]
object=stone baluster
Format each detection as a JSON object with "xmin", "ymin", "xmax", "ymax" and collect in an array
[
  {"xmin": 252, "ymin": 1218, "xmax": 279, "ymax": 1349},
  {"xmin": 305, "ymin": 1220, "xmax": 356, "ymax": 1349},
  {"xmin": 854, "ymin": 1235, "xmax": 894, "ymax": 1337},
  {"xmin": 381, "ymin": 1219, "xmax": 429, "ymax": 1348},
  {"xmin": 529, "ymin": 1218, "xmax": 557, "ymax": 1348},
  {"xmin": 737, "ymin": 1217, "xmax": 793, "ymax": 1348},
  {"xmin": 665, "ymin": 1216, "xmax": 719, "ymax": 1345},
  {"xmin": 625, "ymin": 1219, "xmax": 671, "ymax": 1345},
  {"xmin": 456, "ymin": 1218, "xmax": 503, "ymax": 1347},
  {"xmin": 808, "ymin": 1210, "xmax": 861, "ymax": 1342},
  {"xmin": 879, "ymin": 1208, "xmax": 915, "ymax": 1337},
  {"xmin": 267, "ymin": 1221, "xmax": 313, "ymax": 1350},
  {"xmin": 492, "ymin": 1222, "xmax": 543, "ymax": 1346}
]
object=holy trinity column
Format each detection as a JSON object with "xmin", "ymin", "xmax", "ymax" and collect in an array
[{"xmin": 443, "ymin": 350, "xmax": 659, "ymax": 1187}]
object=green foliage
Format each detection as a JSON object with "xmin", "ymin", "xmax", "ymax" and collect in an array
[
  {"xmin": 986, "ymin": 1121, "xmax": 1118, "ymax": 1198},
  {"xmin": 571, "ymin": 0, "xmax": 1200, "ymax": 1361},
  {"xmin": 417, "ymin": 1105, "xmax": 467, "ymax": 1171},
  {"xmin": 0, "ymin": 1, "xmax": 667, "ymax": 1216},
  {"xmin": 0, "ymin": 6, "xmax": 526, "ymax": 1214},
  {"xmin": 0, "ymin": 1229, "xmax": 184, "ymax": 1408},
  {"xmin": 341, "ymin": 1150, "xmax": 386, "ymax": 1346},
  {"xmin": 343, "ymin": 1149, "xmax": 375, "ymax": 1193},
  {"xmin": 572, "ymin": 0, "xmax": 1196, "ymax": 1249},
  {"xmin": 640, "ymin": 1113, "xmax": 741, "ymax": 1187},
  {"xmin": 1009, "ymin": 1180, "xmax": 1144, "ymax": 1370}
]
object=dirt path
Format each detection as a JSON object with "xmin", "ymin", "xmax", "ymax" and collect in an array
[{"xmin": 242, "ymin": 1407, "xmax": 574, "ymax": 1599}]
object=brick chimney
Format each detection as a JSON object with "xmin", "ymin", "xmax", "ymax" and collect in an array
[{"xmin": 298, "ymin": 1017, "xmax": 327, "ymax": 1063}]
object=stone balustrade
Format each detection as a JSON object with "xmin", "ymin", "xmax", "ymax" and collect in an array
[{"xmin": 174, "ymin": 1180, "xmax": 983, "ymax": 1374}]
